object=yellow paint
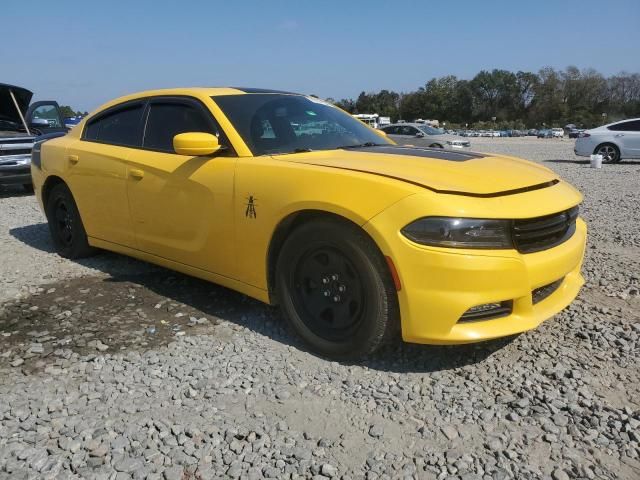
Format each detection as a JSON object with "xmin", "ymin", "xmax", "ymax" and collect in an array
[{"xmin": 32, "ymin": 87, "xmax": 587, "ymax": 345}]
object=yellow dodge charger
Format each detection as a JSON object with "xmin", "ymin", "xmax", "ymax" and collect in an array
[{"xmin": 31, "ymin": 87, "xmax": 587, "ymax": 359}]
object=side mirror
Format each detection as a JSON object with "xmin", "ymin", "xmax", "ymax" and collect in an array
[
  {"xmin": 30, "ymin": 118, "xmax": 50, "ymax": 128},
  {"xmin": 173, "ymin": 132, "xmax": 222, "ymax": 156},
  {"xmin": 415, "ymin": 132, "xmax": 425, "ymax": 138}
]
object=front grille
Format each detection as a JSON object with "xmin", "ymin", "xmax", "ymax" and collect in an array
[
  {"xmin": 458, "ymin": 301, "xmax": 512, "ymax": 323},
  {"xmin": 532, "ymin": 278, "xmax": 564, "ymax": 304},
  {"xmin": 0, "ymin": 149, "xmax": 31, "ymax": 156},
  {"xmin": 512, "ymin": 206, "xmax": 579, "ymax": 253}
]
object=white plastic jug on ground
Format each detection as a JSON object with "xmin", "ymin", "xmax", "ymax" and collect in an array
[{"xmin": 590, "ymin": 154, "xmax": 603, "ymax": 168}]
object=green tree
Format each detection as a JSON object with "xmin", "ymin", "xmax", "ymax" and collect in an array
[{"xmin": 58, "ymin": 105, "xmax": 77, "ymax": 118}]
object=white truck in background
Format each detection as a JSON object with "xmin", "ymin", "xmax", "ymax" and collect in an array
[{"xmin": 352, "ymin": 113, "xmax": 391, "ymax": 130}]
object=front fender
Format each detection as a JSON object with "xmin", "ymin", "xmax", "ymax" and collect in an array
[{"xmin": 232, "ymin": 157, "xmax": 420, "ymax": 290}]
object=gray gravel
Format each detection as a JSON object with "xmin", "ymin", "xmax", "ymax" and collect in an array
[{"xmin": 0, "ymin": 138, "xmax": 639, "ymax": 479}]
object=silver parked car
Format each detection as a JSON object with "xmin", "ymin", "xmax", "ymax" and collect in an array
[
  {"xmin": 380, "ymin": 123, "xmax": 471, "ymax": 149},
  {"xmin": 574, "ymin": 118, "xmax": 640, "ymax": 163}
]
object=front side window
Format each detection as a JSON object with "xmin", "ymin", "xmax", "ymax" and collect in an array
[
  {"xmin": 608, "ymin": 120, "xmax": 640, "ymax": 132},
  {"xmin": 213, "ymin": 94, "xmax": 390, "ymax": 155},
  {"xmin": 143, "ymin": 102, "xmax": 218, "ymax": 152},
  {"xmin": 402, "ymin": 126, "xmax": 419, "ymax": 135},
  {"xmin": 84, "ymin": 104, "xmax": 144, "ymax": 147}
]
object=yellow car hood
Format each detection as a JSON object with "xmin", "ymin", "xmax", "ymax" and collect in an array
[{"xmin": 275, "ymin": 146, "xmax": 559, "ymax": 196}]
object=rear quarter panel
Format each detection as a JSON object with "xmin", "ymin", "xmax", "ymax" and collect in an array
[{"xmin": 32, "ymin": 135, "xmax": 70, "ymax": 209}]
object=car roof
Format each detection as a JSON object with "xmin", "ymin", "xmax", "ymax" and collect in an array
[
  {"xmin": 606, "ymin": 117, "xmax": 640, "ymax": 126},
  {"xmin": 88, "ymin": 87, "xmax": 304, "ymax": 118},
  {"xmin": 112, "ymin": 87, "xmax": 300, "ymax": 100},
  {"xmin": 384, "ymin": 123, "xmax": 429, "ymax": 128}
]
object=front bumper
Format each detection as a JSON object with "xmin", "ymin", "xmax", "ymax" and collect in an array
[
  {"xmin": 364, "ymin": 185, "xmax": 587, "ymax": 344},
  {"xmin": 0, "ymin": 155, "xmax": 32, "ymax": 185}
]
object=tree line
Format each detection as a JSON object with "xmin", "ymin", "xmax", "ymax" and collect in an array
[
  {"xmin": 329, "ymin": 67, "xmax": 640, "ymax": 129},
  {"xmin": 59, "ymin": 106, "xmax": 89, "ymax": 118}
]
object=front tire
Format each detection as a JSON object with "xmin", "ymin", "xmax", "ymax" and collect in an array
[
  {"xmin": 595, "ymin": 143, "xmax": 621, "ymax": 163},
  {"xmin": 45, "ymin": 183, "xmax": 96, "ymax": 259},
  {"xmin": 276, "ymin": 218, "xmax": 399, "ymax": 359}
]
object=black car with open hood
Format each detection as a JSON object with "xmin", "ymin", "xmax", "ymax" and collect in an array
[{"xmin": 0, "ymin": 83, "xmax": 68, "ymax": 191}]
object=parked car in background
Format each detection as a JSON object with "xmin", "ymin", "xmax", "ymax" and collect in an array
[
  {"xmin": 381, "ymin": 123, "xmax": 471, "ymax": 148},
  {"xmin": 64, "ymin": 116, "xmax": 84, "ymax": 129},
  {"xmin": 527, "ymin": 129, "xmax": 538, "ymax": 136},
  {"xmin": 537, "ymin": 129, "xmax": 552, "ymax": 138},
  {"xmin": 568, "ymin": 128, "xmax": 584, "ymax": 139},
  {"xmin": 574, "ymin": 118, "xmax": 640, "ymax": 163},
  {"xmin": 551, "ymin": 128, "xmax": 564, "ymax": 138},
  {"xmin": 0, "ymin": 83, "xmax": 68, "ymax": 191}
]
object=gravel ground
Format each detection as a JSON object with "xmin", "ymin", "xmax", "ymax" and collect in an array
[{"xmin": 0, "ymin": 137, "xmax": 638, "ymax": 479}]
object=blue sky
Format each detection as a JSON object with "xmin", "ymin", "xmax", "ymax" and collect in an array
[{"xmin": 3, "ymin": 0, "xmax": 639, "ymax": 112}]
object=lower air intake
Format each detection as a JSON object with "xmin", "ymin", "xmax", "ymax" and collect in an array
[{"xmin": 458, "ymin": 301, "xmax": 512, "ymax": 323}]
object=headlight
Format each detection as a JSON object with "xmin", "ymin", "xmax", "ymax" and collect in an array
[{"xmin": 401, "ymin": 217, "xmax": 512, "ymax": 249}]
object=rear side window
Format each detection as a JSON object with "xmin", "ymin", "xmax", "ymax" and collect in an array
[
  {"xmin": 84, "ymin": 104, "xmax": 144, "ymax": 147},
  {"xmin": 608, "ymin": 120, "xmax": 640, "ymax": 132},
  {"xmin": 143, "ymin": 102, "xmax": 217, "ymax": 152}
]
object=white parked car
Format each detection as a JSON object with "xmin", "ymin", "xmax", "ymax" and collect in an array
[
  {"xmin": 551, "ymin": 128, "xmax": 564, "ymax": 138},
  {"xmin": 574, "ymin": 118, "xmax": 640, "ymax": 163},
  {"xmin": 380, "ymin": 123, "xmax": 471, "ymax": 148}
]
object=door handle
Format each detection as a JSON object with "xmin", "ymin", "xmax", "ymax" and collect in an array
[
  {"xmin": 614, "ymin": 134, "xmax": 624, "ymax": 137},
  {"xmin": 129, "ymin": 169, "xmax": 145, "ymax": 180},
  {"xmin": 68, "ymin": 154, "xmax": 79, "ymax": 165}
]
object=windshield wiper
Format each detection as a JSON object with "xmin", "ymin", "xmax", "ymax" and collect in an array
[{"xmin": 337, "ymin": 142, "xmax": 384, "ymax": 149}]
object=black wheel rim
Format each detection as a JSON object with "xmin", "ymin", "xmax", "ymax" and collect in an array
[
  {"xmin": 597, "ymin": 145, "xmax": 618, "ymax": 162},
  {"xmin": 54, "ymin": 199, "xmax": 74, "ymax": 247},
  {"xmin": 290, "ymin": 245, "xmax": 366, "ymax": 341}
]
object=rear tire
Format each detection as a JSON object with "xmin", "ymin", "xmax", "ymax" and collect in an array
[
  {"xmin": 45, "ymin": 183, "xmax": 96, "ymax": 259},
  {"xmin": 276, "ymin": 218, "xmax": 399, "ymax": 359},
  {"xmin": 429, "ymin": 143, "xmax": 444, "ymax": 148},
  {"xmin": 595, "ymin": 143, "xmax": 621, "ymax": 163}
]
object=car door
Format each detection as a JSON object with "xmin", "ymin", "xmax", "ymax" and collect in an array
[
  {"xmin": 125, "ymin": 96, "xmax": 237, "ymax": 276},
  {"xmin": 385, "ymin": 125, "xmax": 415, "ymax": 145},
  {"xmin": 609, "ymin": 120, "xmax": 640, "ymax": 157},
  {"xmin": 26, "ymin": 101, "xmax": 68, "ymax": 135},
  {"xmin": 65, "ymin": 101, "xmax": 144, "ymax": 247}
]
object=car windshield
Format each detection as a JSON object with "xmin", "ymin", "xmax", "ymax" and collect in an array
[
  {"xmin": 417, "ymin": 125, "xmax": 441, "ymax": 135},
  {"xmin": 213, "ymin": 94, "xmax": 391, "ymax": 155}
]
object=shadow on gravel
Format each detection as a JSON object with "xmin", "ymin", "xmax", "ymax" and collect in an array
[
  {"xmin": 7, "ymin": 224, "xmax": 514, "ymax": 374},
  {"xmin": 545, "ymin": 159, "xmax": 640, "ymax": 165},
  {"xmin": 10, "ymin": 223, "xmax": 57, "ymax": 253}
]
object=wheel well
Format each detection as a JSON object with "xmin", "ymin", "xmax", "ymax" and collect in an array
[
  {"xmin": 429, "ymin": 143, "xmax": 443, "ymax": 148},
  {"xmin": 593, "ymin": 142, "xmax": 619, "ymax": 154},
  {"xmin": 266, "ymin": 210, "xmax": 387, "ymax": 304},
  {"xmin": 41, "ymin": 176, "xmax": 66, "ymax": 211}
]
